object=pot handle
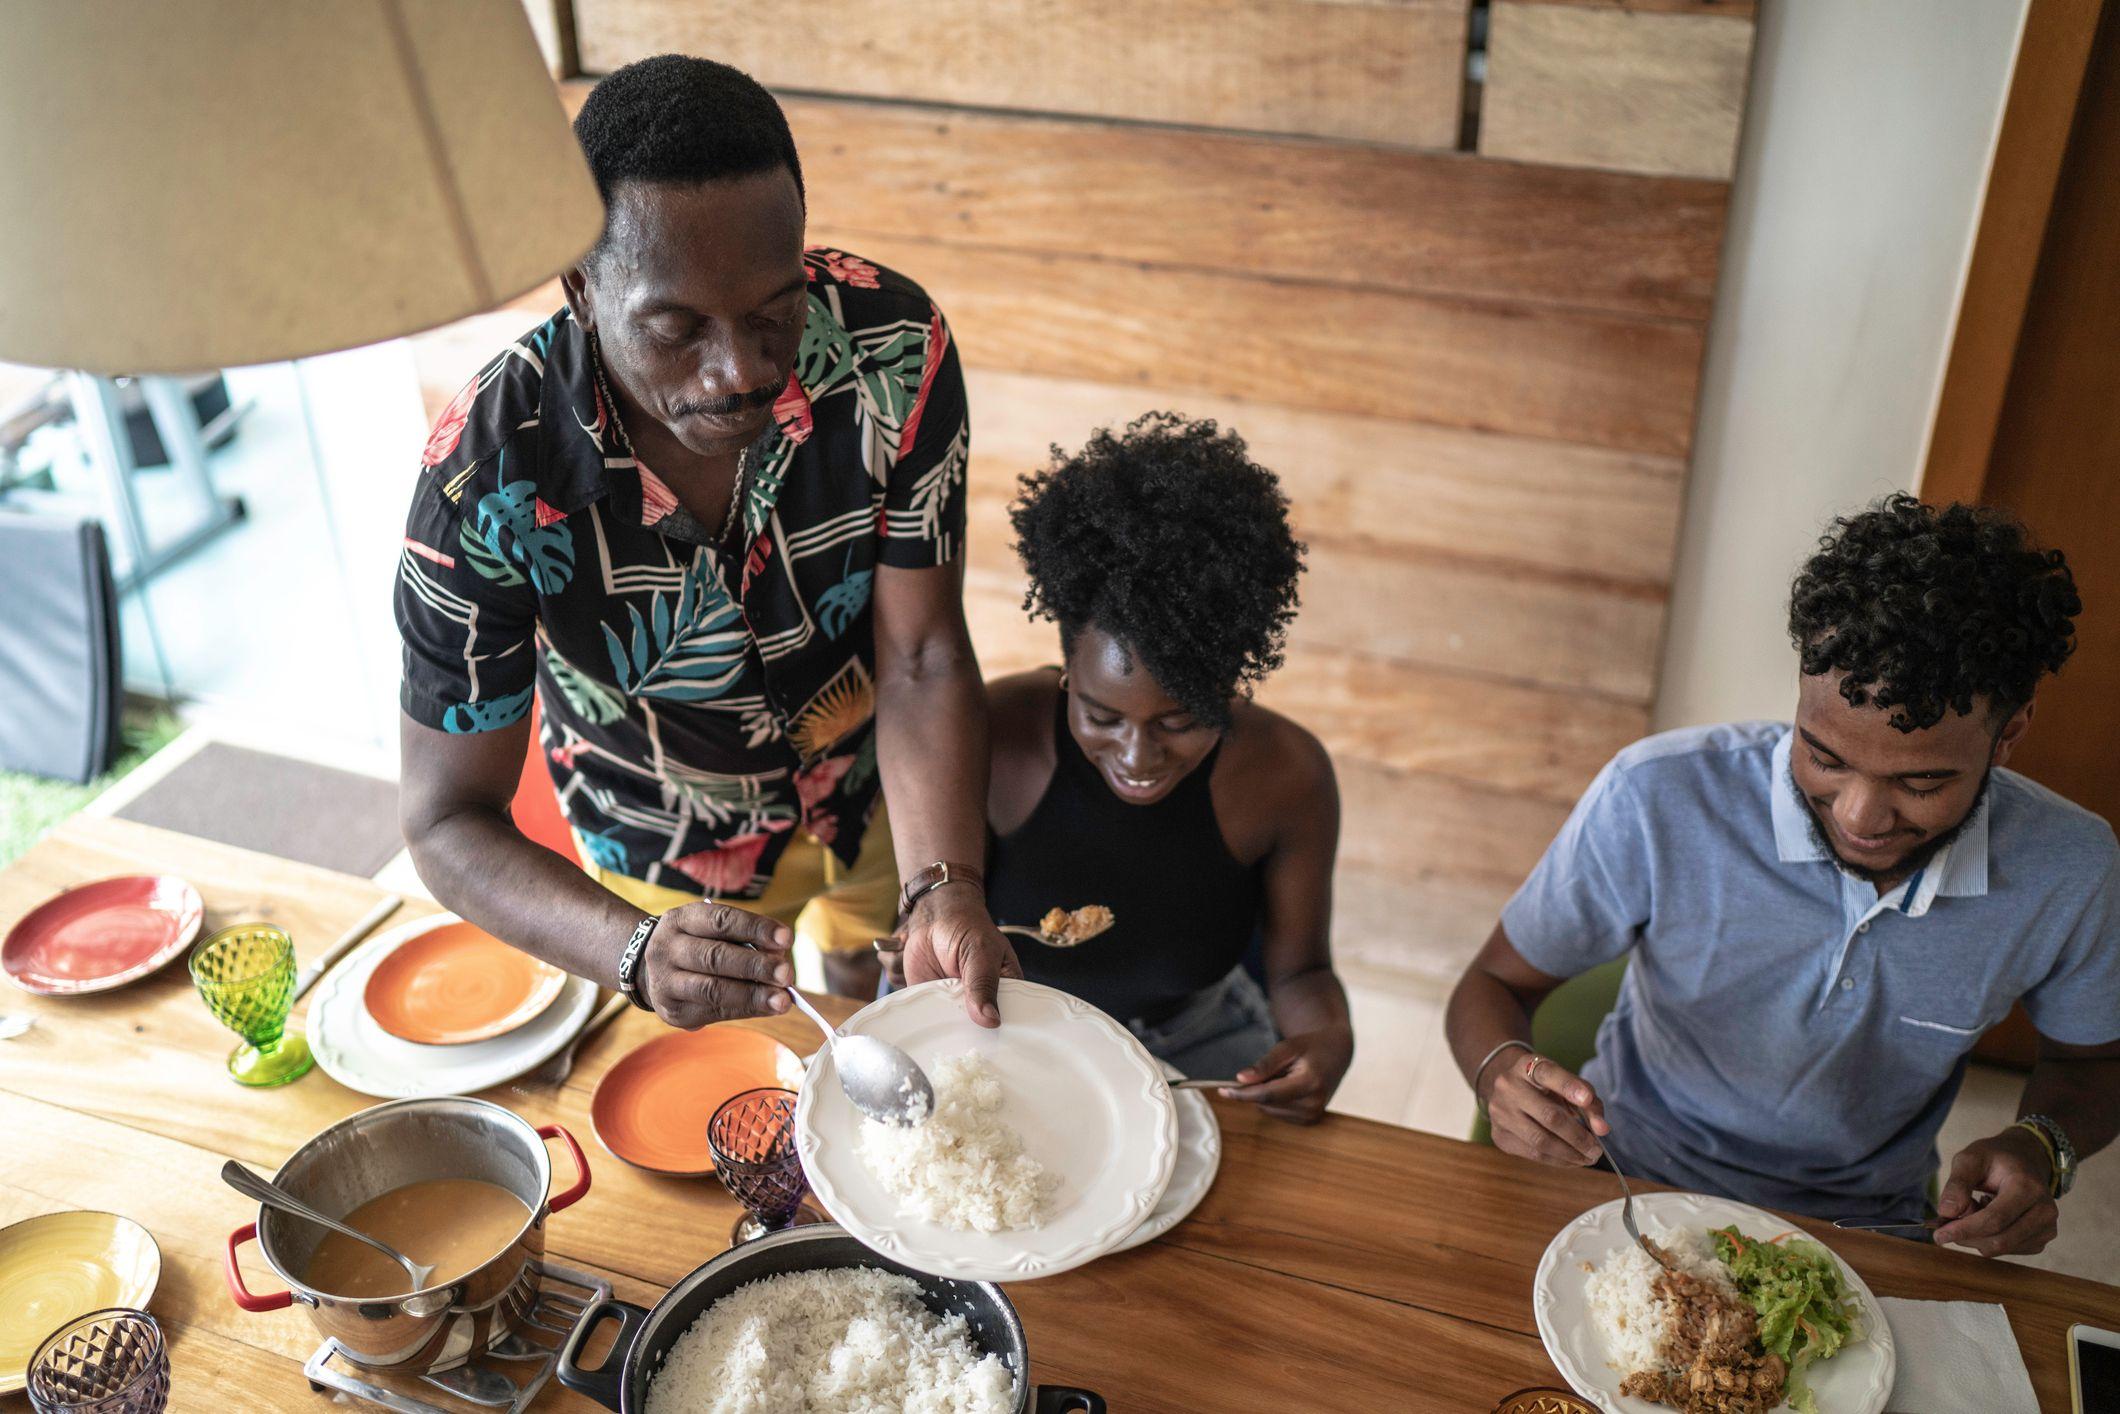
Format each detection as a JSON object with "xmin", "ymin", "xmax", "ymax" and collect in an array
[
  {"xmin": 1034, "ymin": 1389, "xmax": 1106, "ymax": 1413},
  {"xmin": 555, "ymin": 1296, "xmax": 648, "ymax": 1411},
  {"xmin": 538, "ymin": 1123, "xmax": 592, "ymax": 1213},
  {"xmin": 224, "ymin": 1223, "xmax": 293, "ymax": 1313}
]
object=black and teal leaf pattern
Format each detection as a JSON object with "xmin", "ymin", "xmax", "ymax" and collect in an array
[
  {"xmin": 459, "ymin": 514, "xmax": 526, "ymax": 586},
  {"xmin": 577, "ymin": 828, "xmax": 628, "ymax": 872},
  {"xmin": 544, "ymin": 645, "xmax": 624, "ymax": 725},
  {"xmin": 816, "ymin": 568, "xmax": 872, "ymax": 640},
  {"xmin": 599, "ymin": 563, "xmax": 747, "ymax": 703},
  {"xmin": 843, "ymin": 732, "xmax": 879, "ymax": 793},
  {"xmin": 474, "ymin": 475, "xmax": 574, "ymax": 593},
  {"xmin": 442, "ymin": 686, "xmax": 533, "ymax": 735}
]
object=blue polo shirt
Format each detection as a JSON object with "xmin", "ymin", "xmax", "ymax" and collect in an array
[{"xmin": 1503, "ymin": 721, "xmax": 2120, "ymax": 1220}]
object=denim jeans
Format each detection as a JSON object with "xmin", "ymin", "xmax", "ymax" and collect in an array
[{"xmin": 1127, "ymin": 967, "xmax": 1279, "ymax": 1079}]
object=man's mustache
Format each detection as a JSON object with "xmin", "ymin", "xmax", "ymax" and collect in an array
[{"xmin": 676, "ymin": 383, "xmax": 780, "ymax": 417}]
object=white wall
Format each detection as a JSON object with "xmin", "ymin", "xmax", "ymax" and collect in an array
[{"xmin": 1652, "ymin": 0, "xmax": 2030, "ymax": 731}]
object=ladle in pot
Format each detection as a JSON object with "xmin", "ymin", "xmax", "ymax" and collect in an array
[{"xmin": 220, "ymin": 1159, "xmax": 435, "ymax": 1292}]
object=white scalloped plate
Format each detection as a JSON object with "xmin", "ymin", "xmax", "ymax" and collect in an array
[
  {"xmin": 1534, "ymin": 1192, "xmax": 1896, "ymax": 1414},
  {"xmin": 308, "ymin": 914, "xmax": 596, "ymax": 1099},
  {"xmin": 796, "ymin": 978, "xmax": 1177, "ymax": 1282},
  {"xmin": 1112, "ymin": 1060, "xmax": 1221, "ymax": 1253}
]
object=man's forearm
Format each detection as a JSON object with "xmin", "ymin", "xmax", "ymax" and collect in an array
[
  {"xmin": 2018, "ymin": 1055, "xmax": 2120, "ymax": 1164},
  {"xmin": 1445, "ymin": 966, "xmax": 1537, "ymax": 1097},
  {"xmin": 874, "ymin": 648, "xmax": 989, "ymax": 883},
  {"xmin": 406, "ymin": 803, "xmax": 646, "ymax": 988}
]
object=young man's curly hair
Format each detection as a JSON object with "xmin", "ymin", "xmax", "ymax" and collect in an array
[
  {"xmin": 1788, "ymin": 493, "xmax": 2079, "ymax": 732},
  {"xmin": 1010, "ymin": 412, "xmax": 1305, "ymax": 730}
]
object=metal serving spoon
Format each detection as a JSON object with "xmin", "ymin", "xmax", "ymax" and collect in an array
[
  {"xmin": 785, "ymin": 988, "xmax": 935, "ymax": 1127},
  {"xmin": 220, "ymin": 1160, "xmax": 435, "ymax": 1291}
]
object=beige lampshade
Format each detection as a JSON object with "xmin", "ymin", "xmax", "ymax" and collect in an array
[{"xmin": 0, "ymin": 0, "xmax": 605, "ymax": 374}]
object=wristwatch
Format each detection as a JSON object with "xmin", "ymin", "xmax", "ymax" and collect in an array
[
  {"xmin": 2015, "ymin": 1113, "xmax": 2077, "ymax": 1197},
  {"xmin": 899, "ymin": 861, "xmax": 984, "ymax": 916},
  {"xmin": 615, "ymin": 914, "xmax": 658, "ymax": 1012}
]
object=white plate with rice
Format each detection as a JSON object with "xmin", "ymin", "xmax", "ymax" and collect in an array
[
  {"xmin": 1534, "ymin": 1191, "xmax": 1896, "ymax": 1414},
  {"xmin": 795, "ymin": 977, "xmax": 1178, "ymax": 1282}
]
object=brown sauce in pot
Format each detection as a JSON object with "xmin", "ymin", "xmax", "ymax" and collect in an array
[{"xmin": 303, "ymin": 1178, "xmax": 530, "ymax": 1298}]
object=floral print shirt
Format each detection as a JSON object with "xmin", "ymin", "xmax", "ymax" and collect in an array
[{"xmin": 395, "ymin": 249, "xmax": 968, "ymax": 898}]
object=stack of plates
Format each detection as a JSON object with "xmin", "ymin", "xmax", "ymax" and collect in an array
[
  {"xmin": 795, "ymin": 978, "xmax": 1223, "ymax": 1281},
  {"xmin": 308, "ymin": 915, "xmax": 594, "ymax": 1098}
]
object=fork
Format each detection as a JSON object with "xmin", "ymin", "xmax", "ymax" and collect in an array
[
  {"xmin": 1577, "ymin": 1115, "xmax": 1670, "ymax": 1270},
  {"xmin": 996, "ymin": 923, "xmax": 1080, "ymax": 948}
]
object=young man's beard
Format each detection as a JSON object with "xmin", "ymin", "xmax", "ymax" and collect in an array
[{"xmin": 1792, "ymin": 764, "xmax": 1993, "ymax": 887}]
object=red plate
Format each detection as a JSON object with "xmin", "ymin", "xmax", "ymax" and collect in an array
[
  {"xmin": 2, "ymin": 875, "xmax": 206, "ymax": 995},
  {"xmin": 591, "ymin": 1027, "xmax": 805, "ymax": 1175}
]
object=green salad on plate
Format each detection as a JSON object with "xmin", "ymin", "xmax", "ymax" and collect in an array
[{"xmin": 1711, "ymin": 1225, "xmax": 1862, "ymax": 1413}]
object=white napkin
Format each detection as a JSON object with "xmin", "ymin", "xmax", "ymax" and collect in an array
[{"xmin": 1876, "ymin": 1297, "xmax": 2038, "ymax": 1414}]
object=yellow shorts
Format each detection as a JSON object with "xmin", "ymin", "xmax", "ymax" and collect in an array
[{"xmin": 577, "ymin": 802, "xmax": 898, "ymax": 956}]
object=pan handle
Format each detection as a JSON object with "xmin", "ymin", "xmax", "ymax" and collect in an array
[
  {"xmin": 538, "ymin": 1123, "xmax": 592, "ymax": 1213},
  {"xmin": 224, "ymin": 1223, "xmax": 293, "ymax": 1312},
  {"xmin": 555, "ymin": 1296, "xmax": 648, "ymax": 1411},
  {"xmin": 1034, "ymin": 1388, "xmax": 1106, "ymax": 1413}
]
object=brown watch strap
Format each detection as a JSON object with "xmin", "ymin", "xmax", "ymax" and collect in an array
[{"xmin": 899, "ymin": 861, "xmax": 985, "ymax": 915}]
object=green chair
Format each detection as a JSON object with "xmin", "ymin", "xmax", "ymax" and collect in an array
[{"xmin": 1469, "ymin": 957, "xmax": 1628, "ymax": 1145}]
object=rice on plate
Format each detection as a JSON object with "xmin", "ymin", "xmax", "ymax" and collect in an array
[
  {"xmin": 1585, "ymin": 1222, "xmax": 1863, "ymax": 1414},
  {"xmin": 644, "ymin": 1267, "xmax": 1015, "ymax": 1414},
  {"xmin": 857, "ymin": 1052, "xmax": 1055, "ymax": 1233}
]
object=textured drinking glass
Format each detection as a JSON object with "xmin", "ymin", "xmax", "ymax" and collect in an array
[
  {"xmin": 709, "ymin": 1087, "xmax": 806, "ymax": 1243},
  {"xmin": 27, "ymin": 1308, "xmax": 169, "ymax": 1414},
  {"xmin": 189, "ymin": 925, "xmax": 312, "ymax": 1086}
]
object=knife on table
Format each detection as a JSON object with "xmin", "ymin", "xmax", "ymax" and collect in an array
[{"xmin": 293, "ymin": 893, "xmax": 403, "ymax": 1002}]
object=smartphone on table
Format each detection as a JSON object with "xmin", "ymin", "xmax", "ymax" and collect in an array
[{"xmin": 2074, "ymin": 1324, "xmax": 2120, "ymax": 1414}]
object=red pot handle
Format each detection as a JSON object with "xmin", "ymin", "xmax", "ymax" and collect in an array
[
  {"xmin": 539, "ymin": 1124, "xmax": 591, "ymax": 1213},
  {"xmin": 225, "ymin": 1223, "xmax": 293, "ymax": 1312}
]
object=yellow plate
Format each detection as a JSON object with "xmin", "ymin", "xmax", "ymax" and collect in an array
[{"xmin": 0, "ymin": 1211, "xmax": 161, "ymax": 1394}]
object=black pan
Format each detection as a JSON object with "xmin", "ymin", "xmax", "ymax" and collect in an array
[{"xmin": 556, "ymin": 1224, "xmax": 1104, "ymax": 1413}]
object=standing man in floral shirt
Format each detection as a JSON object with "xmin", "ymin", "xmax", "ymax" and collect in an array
[{"xmin": 396, "ymin": 56, "xmax": 1016, "ymax": 1025}]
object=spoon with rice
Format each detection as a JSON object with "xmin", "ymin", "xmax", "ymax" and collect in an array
[{"xmin": 785, "ymin": 987, "xmax": 935, "ymax": 1126}]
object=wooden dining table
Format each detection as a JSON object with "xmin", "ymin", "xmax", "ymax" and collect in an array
[{"xmin": 3, "ymin": 814, "xmax": 2117, "ymax": 1412}]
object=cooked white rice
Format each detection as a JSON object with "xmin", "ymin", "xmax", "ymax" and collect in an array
[
  {"xmin": 644, "ymin": 1267, "xmax": 1016, "ymax": 1414},
  {"xmin": 1584, "ymin": 1225, "xmax": 1737, "ymax": 1377},
  {"xmin": 858, "ymin": 1052, "xmax": 1053, "ymax": 1233}
]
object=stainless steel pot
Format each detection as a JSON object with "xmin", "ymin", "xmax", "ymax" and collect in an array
[
  {"xmin": 222, "ymin": 1096, "xmax": 590, "ymax": 1373},
  {"xmin": 556, "ymin": 1225, "xmax": 1103, "ymax": 1413}
]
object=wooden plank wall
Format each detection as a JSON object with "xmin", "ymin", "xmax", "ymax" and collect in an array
[{"xmin": 439, "ymin": 0, "xmax": 1756, "ymax": 984}]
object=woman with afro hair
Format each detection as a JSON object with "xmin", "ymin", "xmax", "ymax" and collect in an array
[{"xmin": 975, "ymin": 413, "xmax": 1352, "ymax": 1122}]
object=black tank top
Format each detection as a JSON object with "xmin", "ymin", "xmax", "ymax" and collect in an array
[{"xmin": 986, "ymin": 692, "xmax": 1263, "ymax": 1025}]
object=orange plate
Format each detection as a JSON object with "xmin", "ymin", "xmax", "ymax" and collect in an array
[
  {"xmin": 591, "ymin": 1027, "xmax": 805, "ymax": 1175},
  {"xmin": 362, "ymin": 921, "xmax": 567, "ymax": 1046}
]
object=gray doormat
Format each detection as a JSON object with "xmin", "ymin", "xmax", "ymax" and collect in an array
[{"xmin": 117, "ymin": 742, "xmax": 401, "ymax": 877}]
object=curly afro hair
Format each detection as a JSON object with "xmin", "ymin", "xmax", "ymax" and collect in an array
[
  {"xmin": 1011, "ymin": 412, "xmax": 1305, "ymax": 730},
  {"xmin": 1788, "ymin": 493, "xmax": 2079, "ymax": 731},
  {"xmin": 573, "ymin": 55, "xmax": 804, "ymax": 263}
]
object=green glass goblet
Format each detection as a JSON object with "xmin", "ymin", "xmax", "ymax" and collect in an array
[{"xmin": 189, "ymin": 925, "xmax": 312, "ymax": 1086}]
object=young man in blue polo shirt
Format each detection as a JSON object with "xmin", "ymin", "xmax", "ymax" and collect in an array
[{"xmin": 1447, "ymin": 495, "xmax": 2119, "ymax": 1256}]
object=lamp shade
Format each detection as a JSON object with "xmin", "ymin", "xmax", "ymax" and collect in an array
[{"xmin": 0, "ymin": 0, "xmax": 604, "ymax": 374}]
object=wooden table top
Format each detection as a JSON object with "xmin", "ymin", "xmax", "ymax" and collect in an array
[{"xmin": 2, "ymin": 816, "xmax": 2116, "ymax": 1412}]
